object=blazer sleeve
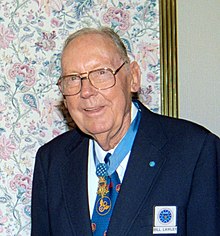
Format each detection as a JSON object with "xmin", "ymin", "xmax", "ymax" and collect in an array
[
  {"xmin": 31, "ymin": 147, "xmax": 51, "ymax": 236},
  {"xmin": 186, "ymin": 132, "xmax": 220, "ymax": 235}
]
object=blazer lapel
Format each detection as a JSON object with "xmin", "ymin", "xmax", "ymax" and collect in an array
[
  {"xmin": 107, "ymin": 105, "xmax": 168, "ymax": 235},
  {"xmin": 60, "ymin": 134, "xmax": 93, "ymax": 235}
]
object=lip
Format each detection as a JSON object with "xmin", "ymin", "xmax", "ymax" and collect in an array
[{"xmin": 83, "ymin": 106, "xmax": 105, "ymax": 116}]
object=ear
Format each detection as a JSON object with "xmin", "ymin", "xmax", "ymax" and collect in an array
[
  {"xmin": 129, "ymin": 61, "xmax": 141, "ymax": 93},
  {"xmin": 130, "ymin": 61, "xmax": 141, "ymax": 93}
]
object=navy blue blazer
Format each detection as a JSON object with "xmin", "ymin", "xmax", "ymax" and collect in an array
[{"xmin": 31, "ymin": 101, "xmax": 220, "ymax": 235}]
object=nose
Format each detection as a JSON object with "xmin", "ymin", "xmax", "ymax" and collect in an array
[{"xmin": 80, "ymin": 77, "xmax": 97, "ymax": 98}]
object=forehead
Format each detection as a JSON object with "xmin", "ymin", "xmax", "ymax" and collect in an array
[{"xmin": 61, "ymin": 33, "xmax": 121, "ymax": 65}]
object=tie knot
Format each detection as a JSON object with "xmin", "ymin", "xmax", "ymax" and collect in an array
[{"xmin": 104, "ymin": 153, "xmax": 111, "ymax": 164}]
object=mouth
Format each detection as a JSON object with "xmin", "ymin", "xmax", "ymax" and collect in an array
[{"xmin": 83, "ymin": 106, "xmax": 105, "ymax": 115}]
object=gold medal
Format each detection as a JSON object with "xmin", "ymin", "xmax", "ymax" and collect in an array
[{"xmin": 97, "ymin": 177, "xmax": 109, "ymax": 198}]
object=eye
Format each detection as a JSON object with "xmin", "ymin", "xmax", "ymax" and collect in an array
[
  {"xmin": 69, "ymin": 75, "xmax": 80, "ymax": 81},
  {"xmin": 95, "ymin": 69, "xmax": 108, "ymax": 76},
  {"xmin": 100, "ymin": 69, "xmax": 107, "ymax": 75},
  {"xmin": 90, "ymin": 69, "xmax": 109, "ymax": 80},
  {"xmin": 64, "ymin": 75, "xmax": 80, "ymax": 87},
  {"xmin": 64, "ymin": 75, "xmax": 80, "ymax": 83}
]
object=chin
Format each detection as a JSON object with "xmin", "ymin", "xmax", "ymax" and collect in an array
[{"xmin": 85, "ymin": 124, "xmax": 111, "ymax": 136}]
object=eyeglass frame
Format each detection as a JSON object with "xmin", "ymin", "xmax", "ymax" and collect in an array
[{"xmin": 57, "ymin": 61, "xmax": 128, "ymax": 96}]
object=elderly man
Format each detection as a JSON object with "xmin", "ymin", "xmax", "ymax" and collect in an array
[{"xmin": 31, "ymin": 27, "xmax": 220, "ymax": 236}]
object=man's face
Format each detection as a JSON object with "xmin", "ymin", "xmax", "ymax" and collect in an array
[{"xmin": 61, "ymin": 33, "xmax": 140, "ymax": 146}]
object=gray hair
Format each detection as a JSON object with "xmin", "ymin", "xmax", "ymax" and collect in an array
[{"xmin": 63, "ymin": 27, "xmax": 129, "ymax": 61}]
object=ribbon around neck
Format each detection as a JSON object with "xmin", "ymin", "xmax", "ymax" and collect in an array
[{"xmin": 93, "ymin": 102, "xmax": 141, "ymax": 176}]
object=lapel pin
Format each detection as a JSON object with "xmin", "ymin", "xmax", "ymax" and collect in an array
[{"xmin": 149, "ymin": 161, "xmax": 156, "ymax": 167}]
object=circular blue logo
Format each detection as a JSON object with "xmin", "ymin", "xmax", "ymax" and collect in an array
[
  {"xmin": 158, "ymin": 209, "xmax": 173, "ymax": 224},
  {"xmin": 96, "ymin": 197, "xmax": 111, "ymax": 216}
]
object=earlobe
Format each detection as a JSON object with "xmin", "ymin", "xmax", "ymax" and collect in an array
[{"xmin": 130, "ymin": 61, "xmax": 141, "ymax": 93}]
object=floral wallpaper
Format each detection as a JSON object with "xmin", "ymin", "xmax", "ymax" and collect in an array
[{"xmin": 0, "ymin": 0, "xmax": 160, "ymax": 235}]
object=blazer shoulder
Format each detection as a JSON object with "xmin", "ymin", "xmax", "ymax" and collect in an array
[
  {"xmin": 140, "ymin": 101, "xmax": 209, "ymax": 133},
  {"xmin": 36, "ymin": 128, "xmax": 89, "ymax": 162},
  {"xmin": 138, "ymin": 100, "xmax": 219, "ymax": 148},
  {"xmin": 43, "ymin": 128, "xmax": 87, "ymax": 148}
]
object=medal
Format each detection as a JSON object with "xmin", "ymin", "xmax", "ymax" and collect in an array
[
  {"xmin": 97, "ymin": 176, "xmax": 109, "ymax": 198},
  {"xmin": 96, "ymin": 162, "xmax": 109, "ymax": 198},
  {"xmin": 95, "ymin": 163, "xmax": 112, "ymax": 215},
  {"xmin": 96, "ymin": 176, "xmax": 112, "ymax": 215}
]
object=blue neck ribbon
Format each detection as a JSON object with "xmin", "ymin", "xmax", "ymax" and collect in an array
[{"xmin": 93, "ymin": 102, "xmax": 141, "ymax": 176}]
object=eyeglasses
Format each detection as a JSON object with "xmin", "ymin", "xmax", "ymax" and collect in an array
[{"xmin": 57, "ymin": 61, "xmax": 127, "ymax": 96}]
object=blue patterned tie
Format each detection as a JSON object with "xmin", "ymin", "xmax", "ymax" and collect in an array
[{"xmin": 91, "ymin": 153, "xmax": 121, "ymax": 235}]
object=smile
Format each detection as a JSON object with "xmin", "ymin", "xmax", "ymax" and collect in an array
[{"xmin": 84, "ymin": 106, "xmax": 105, "ymax": 114}]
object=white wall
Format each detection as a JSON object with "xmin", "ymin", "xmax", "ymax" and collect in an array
[{"xmin": 177, "ymin": 0, "xmax": 220, "ymax": 136}]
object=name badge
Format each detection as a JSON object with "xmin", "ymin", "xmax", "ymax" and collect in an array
[{"xmin": 153, "ymin": 206, "xmax": 177, "ymax": 234}]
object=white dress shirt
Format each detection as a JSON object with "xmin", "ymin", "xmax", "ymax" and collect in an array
[{"xmin": 88, "ymin": 103, "xmax": 138, "ymax": 218}]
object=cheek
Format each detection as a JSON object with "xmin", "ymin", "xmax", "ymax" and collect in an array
[
  {"xmin": 64, "ymin": 98, "xmax": 80, "ymax": 120},
  {"xmin": 64, "ymin": 98, "xmax": 74, "ymax": 111},
  {"xmin": 109, "ymin": 93, "xmax": 130, "ymax": 122}
]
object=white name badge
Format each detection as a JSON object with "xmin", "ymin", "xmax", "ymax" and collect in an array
[{"xmin": 153, "ymin": 206, "xmax": 177, "ymax": 234}]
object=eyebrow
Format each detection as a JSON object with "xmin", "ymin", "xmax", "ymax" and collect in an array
[{"xmin": 61, "ymin": 64, "xmax": 115, "ymax": 77}]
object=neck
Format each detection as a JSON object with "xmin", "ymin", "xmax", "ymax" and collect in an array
[{"xmin": 93, "ymin": 116, "xmax": 131, "ymax": 151}]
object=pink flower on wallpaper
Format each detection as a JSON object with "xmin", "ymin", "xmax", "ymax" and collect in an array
[
  {"xmin": 103, "ymin": 7, "xmax": 130, "ymax": 31},
  {"xmin": 139, "ymin": 86, "xmax": 153, "ymax": 105},
  {"xmin": 137, "ymin": 43, "xmax": 159, "ymax": 67},
  {"xmin": 35, "ymin": 0, "xmax": 63, "ymax": 15},
  {"xmin": 35, "ymin": 31, "xmax": 56, "ymax": 51},
  {"xmin": 0, "ymin": 24, "xmax": 16, "ymax": 49},
  {"xmin": 10, "ymin": 173, "xmax": 32, "ymax": 199},
  {"xmin": 51, "ymin": 18, "xmax": 62, "ymax": 27},
  {"xmin": 147, "ymin": 72, "xmax": 157, "ymax": 82},
  {"xmin": 0, "ymin": 210, "xmax": 8, "ymax": 233},
  {"xmin": 52, "ymin": 128, "xmax": 61, "ymax": 137},
  {"xmin": 27, "ymin": 10, "xmax": 35, "ymax": 21},
  {"xmin": 8, "ymin": 63, "xmax": 36, "ymax": 86},
  {"xmin": 0, "ymin": 135, "xmax": 16, "ymax": 161}
]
